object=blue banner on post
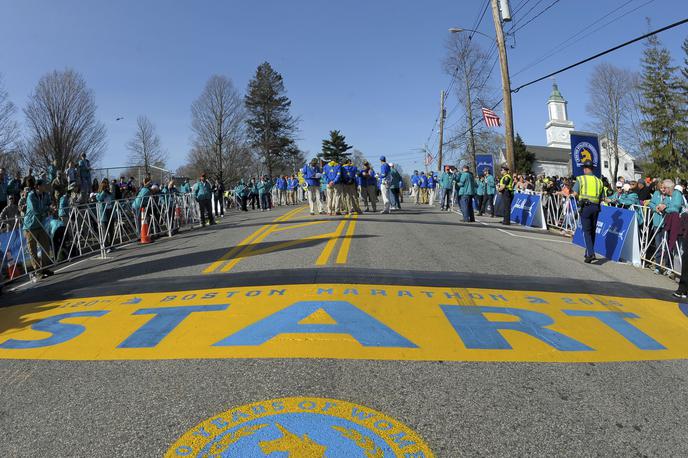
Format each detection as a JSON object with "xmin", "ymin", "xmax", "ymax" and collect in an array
[
  {"xmin": 570, "ymin": 131, "xmax": 601, "ymax": 178},
  {"xmin": 572, "ymin": 206, "xmax": 636, "ymax": 262},
  {"xmin": 510, "ymin": 192, "xmax": 545, "ymax": 229},
  {"xmin": 475, "ymin": 154, "xmax": 494, "ymax": 176}
]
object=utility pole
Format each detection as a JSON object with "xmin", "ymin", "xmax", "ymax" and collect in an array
[
  {"xmin": 490, "ymin": 0, "xmax": 515, "ymax": 171},
  {"xmin": 437, "ymin": 90, "xmax": 446, "ymax": 172}
]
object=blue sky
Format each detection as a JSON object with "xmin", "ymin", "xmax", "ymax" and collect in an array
[{"xmin": 1, "ymin": 0, "xmax": 685, "ymax": 174}]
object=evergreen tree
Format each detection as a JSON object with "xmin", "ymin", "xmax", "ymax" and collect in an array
[
  {"xmin": 245, "ymin": 62, "xmax": 298, "ymax": 176},
  {"xmin": 513, "ymin": 133, "xmax": 535, "ymax": 174},
  {"xmin": 638, "ymin": 35, "xmax": 688, "ymax": 178},
  {"xmin": 320, "ymin": 130, "xmax": 352, "ymax": 163}
]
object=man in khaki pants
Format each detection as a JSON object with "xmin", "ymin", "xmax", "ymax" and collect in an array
[
  {"xmin": 323, "ymin": 160, "xmax": 342, "ymax": 215},
  {"xmin": 301, "ymin": 159, "xmax": 323, "ymax": 215},
  {"xmin": 23, "ymin": 180, "xmax": 55, "ymax": 280}
]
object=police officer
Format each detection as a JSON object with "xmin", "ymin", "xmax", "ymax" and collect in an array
[
  {"xmin": 572, "ymin": 161, "xmax": 604, "ymax": 263},
  {"xmin": 497, "ymin": 165, "xmax": 513, "ymax": 225}
]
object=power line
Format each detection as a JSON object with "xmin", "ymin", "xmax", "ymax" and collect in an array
[
  {"xmin": 508, "ymin": 0, "xmax": 562, "ymax": 34},
  {"xmin": 511, "ymin": 17, "xmax": 688, "ymax": 93},
  {"xmin": 511, "ymin": 0, "xmax": 654, "ymax": 78},
  {"xmin": 506, "ymin": 0, "xmax": 545, "ymax": 33}
]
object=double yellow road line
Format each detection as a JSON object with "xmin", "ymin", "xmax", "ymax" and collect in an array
[{"xmin": 203, "ymin": 207, "xmax": 358, "ymax": 273}]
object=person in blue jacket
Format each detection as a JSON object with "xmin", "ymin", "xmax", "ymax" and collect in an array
[
  {"xmin": 378, "ymin": 156, "xmax": 392, "ymax": 214},
  {"xmin": 359, "ymin": 161, "xmax": 377, "ymax": 212},
  {"xmin": 341, "ymin": 159, "xmax": 361, "ymax": 214},
  {"xmin": 287, "ymin": 175, "xmax": 299, "ymax": 205},
  {"xmin": 275, "ymin": 176, "xmax": 288, "ymax": 206},
  {"xmin": 482, "ymin": 168, "xmax": 496, "ymax": 217},
  {"xmin": 302, "ymin": 159, "xmax": 323, "ymax": 215},
  {"xmin": 23, "ymin": 179, "xmax": 54, "ymax": 279},
  {"xmin": 457, "ymin": 165, "xmax": 476, "ymax": 222},
  {"xmin": 418, "ymin": 172, "xmax": 428, "ymax": 204},
  {"xmin": 323, "ymin": 160, "xmax": 343, "ymax": 215},
  {"xmin": 192, "ymin": 173, "xmax": 214, "ymax": 226},
  {"xmin": 426, "ymin": 172, "xmax": 437, "ymax": 206},
  {"xmin": 411, "ymin": 171, "xmax": 421, "ymax": 204}
]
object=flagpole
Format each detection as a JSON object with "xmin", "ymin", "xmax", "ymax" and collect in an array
[{"xmin": 437, "ymin": 90, "xmax": 445, "ymax": 172}]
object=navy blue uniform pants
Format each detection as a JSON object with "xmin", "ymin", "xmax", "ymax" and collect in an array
[{"xmin": 580, "ymin": 203, "xmax": 600, "ymax": 258}]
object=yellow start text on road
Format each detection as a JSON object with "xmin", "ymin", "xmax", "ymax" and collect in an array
[{"xmin": 0, "ymin": 284, "xmax": 687, "ymax": 362}]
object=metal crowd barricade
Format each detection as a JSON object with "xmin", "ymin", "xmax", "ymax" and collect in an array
[
  {"xmin": 632, "ymin": 202, "xmax": 687, "ymax": 278},
  {"xmin": 542, "ymin": 193, "xmax": 578, "ymax": 234},
  {"xmin": 1, "ymin": 192, "xmax": 201, "ymax": 287}
]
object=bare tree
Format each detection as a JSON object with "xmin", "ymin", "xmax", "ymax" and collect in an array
[
  {"xmin": 126, "ymin": 115, "xmax": 167, "ymax": 174},
  {"xmin": 0, "ymin": 74, "xmax": 20, "ymax": 171},
  {"xmin": 23, "ymin": 69, "xmax": 106, "ymax": 172},
  {"xmin": 444, "ymin": 34, "xmax": 496, "ymax": 170},
  {"xmin": 189, "ymin": 75, "xmax": 246, "ymax": 185},
  {"xmin": 586, "ymin": 62, "xmax": 636, "ymax": 181}
]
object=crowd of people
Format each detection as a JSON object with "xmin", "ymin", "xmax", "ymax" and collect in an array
[{"xmin": 1, "ymin": 153, "xmax": 687, "ymax": 296}]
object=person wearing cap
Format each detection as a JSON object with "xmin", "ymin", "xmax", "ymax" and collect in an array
[
  {"xmin": 192, "ymin": 173, "xmax": 215, "ymax": 226},
  {"xmin": 427, "ymin": 171, "xmax": 437, "ymax": 206},
  {"xmin": 572, "ymin": 161, "xmax": 604, "ymax": 263},
  {"xmin": 302, "ymin": 159, "xmax": 324, "ymax": 215},
  {"xmin": 23, "ymin": 179, "xmax": 54, "ymax": 280},
  {"xmin": 417, "ymin": 172, "xmax": 428, "ymax": 204},
  {"xmin": 287, "ymin": 175, "xmax": 299, "ymax": 205},
  {"xmin": 497, "ymin": 165, "xmax": 514, "ymax": 225}
]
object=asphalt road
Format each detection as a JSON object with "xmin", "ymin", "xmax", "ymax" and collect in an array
[{"xmin": 1, "ymin": 201, "xmax": 686, "ymax": 457}]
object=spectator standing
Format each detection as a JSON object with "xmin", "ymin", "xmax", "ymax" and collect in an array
[
  {"xmin": 179, "ymin": 178, "xmax": 191, "ymax": 194},
  {"xmin": 23, "ymin": 179, "xmax": 54, "ymax": 279},
  {"xmin": 439, "ymin": 165, "xmax": 454, "ymax": 211},
  {"xmin": 457, "ymin": 165, "xmax": 476, "ymax": 222},
  {"xmin": 193, "ymin": 174, "xmax": 215, "ymax": 226},
  {"xmin": 213, "ymin": 179, "xmax": 225, "ymax": 217},
  {"xmin": 78, "ymin": 153, "xmax": 91, "ymax": 198},
  {"xmin": 0, "ymin": 167, "xmax": 7, "ymax": 212},
  {"xmin": 302, "ymin": 159, "xmax": 323, "ymax": 215},
  {"xmin": 482, "ymin": 168, "xmax": 496, "ymax": 217},
  {"xmin": 359, "ymin": 161, "xmax": 377, "ymax": 213},
  {"xmin": 388, "ymin": 163, "xmax": 402, "ymax": 211}
]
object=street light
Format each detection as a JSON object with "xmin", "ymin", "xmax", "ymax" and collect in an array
[
  {"xmin": 449, "ymin": 2, "xmax": 516, "ymax": 173},
  {"xmin": 448, "ymin": 28, "xmax": 493, "ymax": 41}
]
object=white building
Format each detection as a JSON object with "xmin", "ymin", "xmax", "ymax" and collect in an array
[{"xmin": 499, "ymin": 82, "xmax": 638, "ymax": 181}]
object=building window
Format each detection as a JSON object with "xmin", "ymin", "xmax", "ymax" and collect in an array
[
  {"xmin": 624, "ymin": 163, "xmax": 628, "ymax": 171},
  {"xmin": 603, "ymin": 161, "xmax": 609, "ymax": 168}
]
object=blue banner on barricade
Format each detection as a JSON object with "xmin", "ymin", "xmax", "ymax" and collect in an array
[
  {"xmin": 475, "ymin": 154, "xmax": 494, "ymax": 176},
  {"xmin": 572, "ymin": 205, "xmax": 640, "ymax": 264},
  {"xmin": 510, "ymin": 192, "xmax": 546, "ymax": 229},
  {"xmin": 570, "ymin": 131, "xmax": 601, "ymax": 178},
  {"xmin": 0, "ymin": 228, "xmax": 28, "ymax": 281}
]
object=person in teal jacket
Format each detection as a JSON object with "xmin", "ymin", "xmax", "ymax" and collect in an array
[
  {"xmin": 23, "ymin": 180, "xmax": 54, "ymax": 278},
  {"xmin": 482, "ymin": 168, "xmax": 496, "ymax": 217},
  {"xmin": 438, "ymin": 166, "xmax": 454, "ymax": 211},
  {"xmin": 235, "ymin": 179, "xmax": 248, "ymax": 212},
  {"xmin": 179, "ymin": 178, "xmax": 191, "ymax": 194},
  {"xmin": 649, "ymin": 179, "xmax": 684, "ymax": 270},
  {"xmin": 457, "ymin": 165, "xmax": 476, "ymax": 222},
  {"xmin": 608, "ymin": 182, "xmax": 643, "ymax": 225},
  {"xmin": 476, "ymin": 175, "xmax": 486, "ymax": 216},
  {"xmin": 257, "ymin": 175, "xmax": 272, "ymax": 211},
  {"xmin": 192, "ymin": 174, "xmax": 214, "ymax": 225}
]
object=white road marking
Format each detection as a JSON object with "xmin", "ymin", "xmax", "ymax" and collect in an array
[{"xmin": 495, "ymin": 228, "xmax": 570, "ymax": 244}]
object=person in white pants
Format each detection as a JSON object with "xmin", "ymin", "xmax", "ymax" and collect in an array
[
  {"xmin": 378, "ymin": 155, "xmax": 392, "ymax": 214},
  {"xmin": 301, "ymin": 159, "xmax": 324, "ymax": 215}
]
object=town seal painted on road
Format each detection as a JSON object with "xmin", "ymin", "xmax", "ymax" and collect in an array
[{"xmin": 166, "ymin": 397, "xmax": 433, "ymax": 457}]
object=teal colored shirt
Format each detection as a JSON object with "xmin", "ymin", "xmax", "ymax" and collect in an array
[
  {"xmin": 484, "ymin": 175, "xmax": 496, "ymax": 194},
  {"xmin": 22, "ymin": 190, "xmax": 51, "ymax": 231},
  {"xmin": 133, "ymin": 186, "xmax": 152, "ymax": 210},
  {"xmin": 439, "ymin": 172, "xmax": 454, "ymax": 190},
  {"xmin": 649, "ymin": 189, "xmax": 684, "ymax": 228},
  {"xmin": 96, "ymin": 190, "xmax": 113, "ymax": 223},
  {"xmin": 476, "ymin": 179, "xmax": 486, "ymax": 196},
  {"xmin": 192, "ymin": 180, "xmax": 212, "ymax": 201},
  {"xmin": 457, "ymin": 172, "xmax": 476, "ymax": 196},
  {"xmin": 179, "ymin": 182, "xmax": 191, "ymax": 194}
]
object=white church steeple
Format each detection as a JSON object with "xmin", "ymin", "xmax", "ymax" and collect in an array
[{"xmin": 545, "ymin": 82, "xmax": 574, "ymax": 148}]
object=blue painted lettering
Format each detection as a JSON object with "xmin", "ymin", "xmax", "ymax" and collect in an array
[
  {"xmin": 371, "ymin": 289, "xmax": 387, "ymax": 296},
  {"xmin": 390, "ymin": 432, "xmax": 416, "ymax": 448},
  {"xmin": 343, "ymin": 288, "xmax": 359, "ymax": 295},
  {"xmin": 245, "ymin": 290, "xmax": 261, "ymax": 297},
  {"xmin": 563, "ymin": 310, "xmax": 666, "ymax": 350},
  {"xmin": 269, "ymin": 289, "xmax": 285, "ymax": 296},
  {"xmin": 214, "ymin": 301, "xmax": 417, "ymax": 348},
  {"xmin": 0, "ymin": 311, "xmax": 109, "ymax": 349},
  {"xmin": 398, "ymin": 290, "xmax": 413, "ymax": 297},
  {"xmin": 351, "ymin": 407, "xmax": 375, "ymax": 420},
  {"xmin": 317, "ymin": 288, "xmax": 333, "ymax": 295},
  {"xmin": 118, "ymin": 305, "xmax": 228, "ymax": 348},
  {"xmin": 440, "ymin": 305, "xmax": 591, "ymax": 351}
]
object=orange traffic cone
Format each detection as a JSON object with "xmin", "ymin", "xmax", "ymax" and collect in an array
[{"xmin": 140, "ymin": 207, "xmax": 152, "ymax": 244}]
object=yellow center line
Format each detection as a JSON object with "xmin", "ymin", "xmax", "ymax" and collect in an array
[
  {"xmin": 204, "ymin": 206, "xmax": 305, "ymax": 274},
  {"xmin": 219, "ymin": 206, "xmax": 307, "ymax": 272},
  {"xmin": 336, "ymin": 213, "xmax": 358, "ymax": 264},
  {"xmin": 315, "ymin": 216, "xmax": 350, "ymax": 266}
]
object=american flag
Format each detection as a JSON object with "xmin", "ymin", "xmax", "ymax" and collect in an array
[
  {"xmin": 424, "ymin": 152, "xmax": 434, "ymax": 166},
  {"xmin": 481, "ymin": 107, "xmax": 501, "ymax": 127}
]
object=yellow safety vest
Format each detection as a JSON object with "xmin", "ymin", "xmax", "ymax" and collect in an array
[
  {"xmin": 499, "ymin": 174, "xmax": 513, "ymax": 192},
  {"xmin": 576, "ymin": 174, "xmax": 603, "ymax": 204}
]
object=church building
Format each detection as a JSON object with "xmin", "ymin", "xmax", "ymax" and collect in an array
[{"xmin": 499, "ymin": 82, "xmax": 637, "ymax": 181}]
